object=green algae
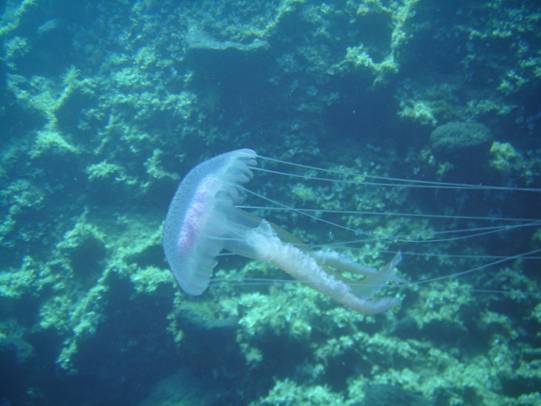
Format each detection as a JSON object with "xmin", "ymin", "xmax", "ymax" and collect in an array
[
  {"xmin": 0, "ymin": 0, "xmax": 38, "ymax": 38},
  {"xmin": 130, "ymin": 266, "xmax": 172, "ymax": 294},
  {"xmin": 256, "ymin": 379, "xmax": 345, "ymax": 405},
  {"xmin": 0, "ymin": 320, "xmax": 34, "ymax": 363},
  {"xmin": 0, "ymin": 257, "xmax": 37, "ymax": 299},
  {"xmin": 0, "ymin": 180, "xmax": 44, "ymax": 249},
  {"xmin": 411, "ymin": 280, "xmax": 475, "ymax": 329},
  {"xmin": 30, "ymin": 129, "xmax": 80, "ymax": 159},
  {"xmin": 489, "ymin": 141, "xmax": 530, "ymax": 179},
  {"xmin": 334, "ymin": 0, "xmax": 419, "ymax": 84},
  {"xmin": 398, "ymin": 99, "xmax": 437, "ymax": 126},
  {"xmin": 3, "ymin": 35, "xmax": 29, "ymax": 66},
  {"xmin": 291, "ymin": 182, "xmax": 318, "ymax": 203}
]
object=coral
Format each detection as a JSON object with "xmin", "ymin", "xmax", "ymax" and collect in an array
[{"xmin": 430, "ymin": 121, "xmax": 492, "ymax": 155}]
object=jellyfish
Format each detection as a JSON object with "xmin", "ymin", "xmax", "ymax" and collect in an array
[
  {"xmin": 163, "ymin": 149, "xmax": 403, "ymax": 314},
  {"xmin": 163, "ymin": 149, "xmax": 541, "ymax": 315}
]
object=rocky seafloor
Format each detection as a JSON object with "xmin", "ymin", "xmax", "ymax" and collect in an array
[{"xmin": 1, "ymin": 0, "xmax": 540, "ymax": 405}]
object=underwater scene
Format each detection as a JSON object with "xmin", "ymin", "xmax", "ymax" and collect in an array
[{"xmin": 1, "ymin": 0, "xmax": 540, "ymax": 405}]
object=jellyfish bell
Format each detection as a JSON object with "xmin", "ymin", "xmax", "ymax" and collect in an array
[
  {"xmin": 163, "ymin": 149, "xmax": 258, "ymax": 295},
  {"xmin": 163, "ymin": 148, "xmax": 403, "ymax": 315}
]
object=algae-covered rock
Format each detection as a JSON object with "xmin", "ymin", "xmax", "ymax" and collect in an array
[
  {"xmin": 430, "ymin": 121, "xmax": 492, "ymax": 155},
  {"xmin": 489, "ymin": 141, "xmax": 526, "ymax": 176},
  {"xmin": 398, "ymin": 99, "xmax": 437, "ymax": 126},
  {"xmin": 4, "ymin": 36, "xmax": 29, "ymax": 67},
  {"xmin": 1, "ymin": 0, "xmax": 540, "ymax": 404},
  {"xmin": 359, "ymin": 384, "xmax": 431, "ymax": 406},
  {"xmin": 0, "ymin": 0, "xmax": 38, "ymax": 37},
  {"xmin": 255, "ymin": 379, "xmax": 345, "ymax": 406},
  {"xmin": 0, "ymin": 257, "xmax": 37, "ymax": 299},
  {"xmin": 130, "ymin": 266, "xmax": 172, "ymax": 294},
  {"xmin": 185, "ymin": 27, "xmax": 268, "ymax": 52},
  {"xmin": 0, "ymin": 320, "xmax": 33, "ymax": 363},
  {"xmin": 30, "ymin": 129, "xmax": 80, "ymax": 159},
  {"xmin": 139, "ymin": 368, "xmax": 221, "ymax": 406}
]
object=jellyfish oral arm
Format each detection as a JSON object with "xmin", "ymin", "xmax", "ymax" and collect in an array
[{"xmin": 246, "ymin": 220, "xmax": 401, "ymax": 315}]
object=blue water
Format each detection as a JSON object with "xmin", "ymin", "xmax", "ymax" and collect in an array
[{"xmin": 1, "ymin": 1, "xmax": 540, "ymax": 405}]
